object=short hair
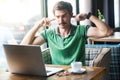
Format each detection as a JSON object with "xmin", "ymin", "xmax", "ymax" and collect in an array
[{"xmin": 53, "ymin": 1, "xmax": 73, "ymax": 14}]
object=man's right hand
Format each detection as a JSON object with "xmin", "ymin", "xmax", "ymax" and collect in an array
[{"xmin": 35, "ymin": 18, "xmax": 56, "ymax": 28}]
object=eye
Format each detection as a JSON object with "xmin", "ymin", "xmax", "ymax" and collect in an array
[
  {"xmin": 62, "ymin": 13, "xmax": 68, "ymax": 18},
  {"xmin": 62, "ymin": 15, "xmax": 66, "ymax": 18},
  {"xmin": 56, "ymin": 15, "xmax": 60, "ymax": 19}
]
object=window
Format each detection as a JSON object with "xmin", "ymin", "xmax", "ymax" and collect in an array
[
  {"xmin": 79, "ymin": 0, "xmax": 91, "ymax": 25},
  {"xmin": 114, "ymin": 0, "xmax": 120, "ymax": 27},
  {"xmin": 0, "ymin": 0, "xmax": 42, "ymax": 43},
  {"xmin": 0, "ymin": 0, "xmax": 42, "ymax": 71}
]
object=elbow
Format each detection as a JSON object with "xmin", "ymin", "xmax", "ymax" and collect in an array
[
  {"xmin": 102, "ymin": 28, "xmax": 114, "ymax": 37},
  {"xmin": 106, "ymin": 28, "xmax": 114, "ymax": 36}
]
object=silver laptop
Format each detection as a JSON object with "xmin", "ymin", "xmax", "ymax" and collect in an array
[{"xmin": 3, "ymin": 44, "xmax": 63, "ymax": 76}]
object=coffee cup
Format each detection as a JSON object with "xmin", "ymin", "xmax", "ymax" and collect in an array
[{"xmin": 71, "ymin": 62, "xmax": 82, "ymax": 72}]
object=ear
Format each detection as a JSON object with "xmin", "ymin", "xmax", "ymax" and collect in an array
[
  {"xmin": 69, "ymin": 12, "xmax": 73, "ymax": 18},
  {"xmin": 70, "ymin": 13, "xmax": 73, "ymax": 17}
]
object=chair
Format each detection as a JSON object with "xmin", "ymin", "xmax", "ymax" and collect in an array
[
  {"xmin": 42, "ymin": 47, "xmax": 111, "ymax": 80},
  {"xmin": 85, "ymin": 48, "xmax": 111, "ymax": 80},
  {"xmin": 86, "ymin": 44, "xmax": 120, "ymax": 80}
]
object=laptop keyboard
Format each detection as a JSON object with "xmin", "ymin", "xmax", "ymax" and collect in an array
[{"xmin": 46, "ymin": 70, "xmax": 51, "ymax": 73}]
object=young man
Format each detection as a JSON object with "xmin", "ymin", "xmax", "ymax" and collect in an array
[{"xmin": 21, "ymin": 1, "xmax": 113, "ymax": 65}]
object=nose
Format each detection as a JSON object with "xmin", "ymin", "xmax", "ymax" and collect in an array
[{"xmin": 59, "ymin": 17, "xmax": 64, "ymax": 23}]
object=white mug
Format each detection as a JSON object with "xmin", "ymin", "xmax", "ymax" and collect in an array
[{"xmin": 71, "ymin": 62, "xmax": 82, "ymax": 72}]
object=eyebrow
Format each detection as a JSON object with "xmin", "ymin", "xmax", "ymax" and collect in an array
[{"xmin": 55, "ymin": 12, "xmax": 68, "ymax": 17}]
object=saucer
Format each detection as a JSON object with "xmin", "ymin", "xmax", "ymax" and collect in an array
[{"xmin": 68, "ymin": 68, "xmax": 86, "ymax": 74}]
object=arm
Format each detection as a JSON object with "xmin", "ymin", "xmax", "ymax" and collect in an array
[
  {"xmin": 75, "ymin": 13, "xmax": 113, "ymax": 38},
  {"xmin": 87, "ymin": 14, "xmax": 113, "ymax": 38},
  {"xmin": 20, "ymin": 18, "xmax": 53, "ymax": 45}
]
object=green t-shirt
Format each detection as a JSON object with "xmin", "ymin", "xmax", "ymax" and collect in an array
[{"xmin": 41, "ymin": 25, "xmax": 89, "ymax": 65}]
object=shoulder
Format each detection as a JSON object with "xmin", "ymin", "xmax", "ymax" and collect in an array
[
  {"xmin": 41, "ymin": 27, "xmax": 55, "ymax": 37},
  {"xmin": 73, "ymin": 25, "xmax": 89, "ymax": 37},
  {"xmin": 44, "ymin": 27, "xmax": 55, "ymax": 34},
  {"xmin": 75, "ymin": 25, "xmax": 89, "ymax": 31}
]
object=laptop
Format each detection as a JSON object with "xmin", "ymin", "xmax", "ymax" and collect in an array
[{"xmin": 3, "ymin": 44, "xmax": 64, "ymax": 76}]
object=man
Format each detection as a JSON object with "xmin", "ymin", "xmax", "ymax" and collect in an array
[{"xmin": 21, "ymin": 1, "xmax": 113, "ymax": 65}]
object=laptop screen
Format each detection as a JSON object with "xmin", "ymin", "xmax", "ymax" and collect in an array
[{"xmin": 3, "ymin": 44, "xmax": 63, "ymax": 76}]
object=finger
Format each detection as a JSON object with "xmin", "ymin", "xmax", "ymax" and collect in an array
[
  {"xmin": 44, "ymin": 18, "xmax": 48, "ymax": 24},
  {"xmin": 50, "ymin": 18, "xmax": 56, "ymax": 21},
  {"xmin": 46, "ymin": 18, "xmax": 52, "ymax": 26},
  {"xmin": 72, "ymin": 15, "xmax": 76, "ymax": 18}
]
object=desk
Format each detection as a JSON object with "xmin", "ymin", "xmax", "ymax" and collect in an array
[
  {"xmin": 89, "ymin": 32, "xmax": 120, "ymax": 44},
  {"xmin": 0, "ymin": 65, "xmax": 106, "ymax": 80}
]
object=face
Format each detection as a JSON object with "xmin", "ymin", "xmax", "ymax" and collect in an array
[{"xmin": 54, "ymin": 9, "xmax": 73, "ymax": 29}]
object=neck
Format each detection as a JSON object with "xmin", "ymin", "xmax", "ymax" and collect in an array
[{"xmin": 58, "ymin": 25, "xmax": 72, "ymax": 37}]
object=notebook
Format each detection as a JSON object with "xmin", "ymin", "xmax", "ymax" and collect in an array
[{"xmin": 3, "ymin": 44, "xmax": 64, "ymax": 76}]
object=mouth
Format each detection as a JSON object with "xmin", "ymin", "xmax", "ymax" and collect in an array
[{"xmin": 59, "ymin": 23, "xmax": 66, "ymax": 26}]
